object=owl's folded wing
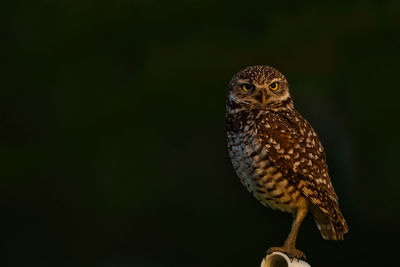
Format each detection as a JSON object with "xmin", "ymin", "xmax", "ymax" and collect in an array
[{"xmin": 257, "ymin": 111, "xmax": 348, "ymax": 238}]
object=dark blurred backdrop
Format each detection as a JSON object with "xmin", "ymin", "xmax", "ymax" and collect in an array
[{"xmin": 1, "ymin": 0, "xmax": 400, "ymax": 266}]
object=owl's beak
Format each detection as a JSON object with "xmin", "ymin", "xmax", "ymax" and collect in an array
[{"xmin": 262, "ymin": 90, "xmax": 267, "ymax": 105}]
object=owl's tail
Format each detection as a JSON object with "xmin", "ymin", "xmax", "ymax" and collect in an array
[{"xmin": 311, "ymin": 206, "xmax": 349, "ymax": 241}]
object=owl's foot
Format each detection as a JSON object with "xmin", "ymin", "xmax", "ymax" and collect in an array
[{"xmin": 266, "ymin": 246, "xmax": 306, "ymax": 260}]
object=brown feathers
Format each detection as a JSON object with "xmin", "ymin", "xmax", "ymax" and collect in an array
[{"xmin": 226, "ymin": 65, "xmax": 348, "ymax": 241}]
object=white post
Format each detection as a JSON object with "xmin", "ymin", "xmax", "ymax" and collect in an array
[{"xmin": 261, "ymin": 252, "xmax": 311, "ymax": 267}]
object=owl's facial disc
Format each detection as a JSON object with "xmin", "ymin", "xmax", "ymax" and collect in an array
[
  {"xmin": 227, "ymin": 65, "xmax": 293, "ymax": 110},
  {"xmin": 230, "ymin": 79, "xmax": 288, "ymax": 107}
]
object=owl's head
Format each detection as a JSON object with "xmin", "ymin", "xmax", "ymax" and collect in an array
[{"xmin": 227, "ymin": 65, "xmax": 293, "ymax": 110}]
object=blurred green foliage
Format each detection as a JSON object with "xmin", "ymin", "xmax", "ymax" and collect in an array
[{"xmin": 1, "ymin": 0, "xmax": 400, "ymax": 266}]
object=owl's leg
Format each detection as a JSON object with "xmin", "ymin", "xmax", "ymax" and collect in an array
[{"xmin": 267, "ymin": 207, "xmax": 308, "ymax": 259}]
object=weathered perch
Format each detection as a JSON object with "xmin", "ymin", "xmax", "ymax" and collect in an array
[{"xmin": 261, "ymin": 252, "xmax": 310, "ymax": 267}]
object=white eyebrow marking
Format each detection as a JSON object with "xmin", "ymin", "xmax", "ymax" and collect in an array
[
  {"xmin": 236, "ymin": 79, "xmax": 251, "ymax": 84},
  {"xmin": 268, "ymin": 78, "xmax": 282, "ymax": 85}
]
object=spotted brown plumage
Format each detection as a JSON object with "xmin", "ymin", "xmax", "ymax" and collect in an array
[{"xmin": 226, "ymin": 65, "xmax": 348, "ymax": 259}]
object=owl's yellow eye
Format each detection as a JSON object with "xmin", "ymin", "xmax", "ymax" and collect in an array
[
  {"xmin": 269, "ymin": 82, "xmax": 279, "ymax": 91},
  {"xmin": 241, "ymin": 84, "xmax": 254, "ymax": 92}
]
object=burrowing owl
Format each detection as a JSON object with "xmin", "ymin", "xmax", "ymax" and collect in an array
[{"xmin": 225, "ymin": 65, "xmax": 348, "ymax": 259}]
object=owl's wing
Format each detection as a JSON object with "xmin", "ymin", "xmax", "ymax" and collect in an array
[{"xmin": 257, "ymin": 110, "xmax": 348, "ymax": 238}]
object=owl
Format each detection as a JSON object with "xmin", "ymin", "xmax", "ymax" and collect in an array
[{"xmin": 225, "ymin": 65, "xmax": 348, "ymax": 259}]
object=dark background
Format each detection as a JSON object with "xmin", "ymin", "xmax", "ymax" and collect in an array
[{"xmin": 1, "ymin": 1, "xmax": 400, "ymax": 266}]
